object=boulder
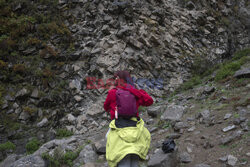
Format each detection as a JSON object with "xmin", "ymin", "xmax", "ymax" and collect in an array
[
  {"xmin": 15, "ymin": 88, "xmax": 30, "ymax": 99},
  {"xmin": 179, "ymin": 152, "xmax": 192, "ymax": 163},
  {"xmin": 66, "ymin": 114, "xmax": 76, "ymax": 124},
  {"xmin": 174, "ymin": 122, "xmax": 189, "ymax": 131},
  {"xmin": 147, "ymin": 105, "xmax": 162, "ymax": 118},
  {"xmin": 37, "ymin": 118, "xmax": 49, "ymax": 128},
  {"xmin": 0, "ymin": 154, "xmax": 21, "ymax": 167},
  {"xmin": 220, "ymin": 130, "xmax": 243, "ymax": 145},
  {"xmin": 94, "ymin": 139, "xmax": 106, "ymax": 155},
  {"xmin": 86, "ymin": 103, "xmax": 104, "ymax": 116},
  {"xmin": 234, "ymin": 68, "xmax": 250, "ymax": 78},
  {"xmin": 227, "ymin": 155, "xmax": 238, "ymax": 166},
  {"xmin": 73, "ymin": 144, "xmax": 98, "ymax": 167},
  {"xmin": 194, "ymin": 164, "xmax": 211, "ymax": 167},
  {"xmin": 19, "ymin": 111, "xmax": 30, "ymax": 121},
  {"xmin": 10, "ymin": 155, "xmax": 45, "ymax": 167},
  {"xmin": 148, "ymin": 149, "xmax": 178, "ymax": 167},
  {"xmin": 161, "ymin": 104, "xmax": 185, "ymax": 122},
  {"xmin": 186, "ymin": 1, "xmax": 196, "ymax": 10}
]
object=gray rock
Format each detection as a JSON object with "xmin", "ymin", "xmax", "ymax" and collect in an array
[
  {"xmin": 31, "ymin": 89, "xmax": 39, "ymax": 98},
  {"xmin": 74, "ymin": 95, "xmax": 83, "ymax": 102},
  {"xmin": 227, "ymin": 155, "xmax": 238, "ymax": 166},
  {"xmin": 15, "ymin": 88, "xmax": 30, "ymax": 99},
  {"xmin": 10, "ymin": 155, "xmax": 45, "ymax": 167},
  {"xmin": 86, "ymin": 102, "xmax": 104, "ymax": 116},
  {"xmin": 222, "ymin": 125, "xmax": 236, "ymax": 132},
  {"xmin": 19, "ymin": 111, "xmax": 30, "ymax": 121},
  {"xmin": 94, "ymin": 139, "xmax": 106, "ymax": 155},
  {"xmin": 0, "ymin": 154, "xmax": 20, "ymax": 167},
  {"xmin": 0, "ymin": 125, "xmax": 4, "ymax": 133},
  {"xmin": 203, "ymin": 141, "xmax": 214, "ymax": 149},
  {"xmin": 161, "ymin": 104, "xmax": 185, "ymax": 122},
  {"xmin": 1, "ymin": 100, "xmax": 8, "ymax": 109},
  {"xmin": 197, "ymin": 109, "xmax": 213, "ymax": 125},
  {"xmin": 187, "ymin": 126, "xmax": 196, "ymax": 132},
  {"xmin": 69, "ymin": 79, "xmax": 81, "ymax": 91},
  {"xmin": 194, "ymin": 164, "xmax": 211, "ymax": 167},
  {"xmin": 13, "ymin": 3, "xmax": 22, "ymax": 11},
  {"xmin": 70, "ymin": 50, "xmax": 82, "ymax": 61},
  {"xmin": 73, "ymin": 144, "xmax": 98, "ymax": 167},
  {"xmin": 37, "ymin": 118, "xmax": 49, "ymax": 128},
  {"xmin": 147, "ymin": 106, "xmax": 162, "ymax": 118},
  {"xmin": 179, "ymin": 152, "xmax": 192, "ymax": 163},
  {"xmin": 66, "ymin": 114, "xmax": 76, "ymax": 124},
  {"xmin": 22, "ymin": 47, "xmax": 36, "ymax": 55},
  {"xmin": 76, "ymin": 114, "xmax": 87, "ymax": 130},
  {"xmin": 186, "ymin": 1, "xmax": 196, "ymax": 10},
  {"xmin": 224, "ymin": 113, "xmax": 232, "ymax": 120},
  {"xmin": 219, "ymin": 155, "xmax": 228, "ymax": 162},
  {"xmin": 148, "ymin": 149, "xmax": 178, "ymax": 167},
  {"xmin": 233, "ymin": 117, "xmax": 246, "ymax": 125},
  {"xmin": 220, "ymin": 130, "xmax": 243, "ymax": 145},
  {"xmin": 240, "ymin": 121, "xmax": 249, "ymax": 131},
  {"xmin": 12, "ymin": 103, "xmax": 19, "ymax": 109},
  {"xmin": 234, "ymin": 68, "xmax": 250, "ymax": 78},
  {"xmin": 4, "ymin": 94, "xmax": 15, "ymax": 101},
  {"xmin": 96, "ymin": 55, "xmax": 120, "ymax": 68},
  {"xmin": 149, "ymin": 127, "xmax": 158, "ymax": 133},
  {"xmin": 174, "ymin": 122, "xmax": 188, "ymax": 131},
  {"xmin": 200, "ymin": 110, "xmax": 210, "ymax": 119},
  {"xmin": 117, "ymin": 26, "xmax": 130, "ymax": 38},
  {"xmin": 128, "ymin": 38, "xmax": 143, "ymax": 49}
]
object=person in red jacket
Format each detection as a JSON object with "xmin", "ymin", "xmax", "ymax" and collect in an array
[
  {"xmin": 104, "ymin": 70, "xmax": 153, "ymax": 167},
  {"xmin": 104, "ymin": 71, "xmax": 154, "ymax": 120}
]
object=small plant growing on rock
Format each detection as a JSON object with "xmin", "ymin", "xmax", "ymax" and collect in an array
[
  {"xmin": 179, "ymin": 75, "xmax": 201, "ymax": 91},
  {"xmin": 42, "ymin": 146, "xmax": 81, "ymax": 167},
  {"xmin": 56, "ymin": 128, "xmax": 73, "ymax": 139},
  {"xmin": 215, "ymin": 61, "xmax": 242, "ymax": 81},
  {"xmin": 138, "ymin": 106, "xmax": 146, "ymax": 112},
  {"xmin": 0, "ymin": 141, "xmax": 16, "ymax": 152},
  {"xmin": 23, "ymin": 106, "xmax": 37, "ymax": 115},
  {"xmin": 25, "ymin": 138, "xmax": 40, "ymax": 154}
]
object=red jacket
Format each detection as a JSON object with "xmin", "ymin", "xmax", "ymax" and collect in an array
[{"xmin": 104, "ymin": 83, "xmax": 153, "ymax": 120}]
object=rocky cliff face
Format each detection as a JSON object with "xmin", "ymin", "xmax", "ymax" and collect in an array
[{"xmin": 0, "ymin": 0, "xmax": 249, "ymax": 166}]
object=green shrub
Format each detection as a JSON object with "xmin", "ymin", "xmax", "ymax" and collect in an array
[
  {"xmin": 138, "ymin": 106, "xmax": 146, "ymax": 112},
  {"xmin": 214, "ymin": 48, "xmax": 250, "ymax": 82},
  {"xmin": 23, "ymin": 106, "xmax": 38, "ymax": 115},
  {"xmin": 215, "ymin": 61, "xmax": 242, "ymax": 81},
  {"xmin": 180, "ymin": 75, "xmax": 201, "ymax": 91},
  {"xmin": 56, "ymin": 129, "xmax": 73, "ymax": 139},
  {"xmin": 157, "ymin": 120, "xmax": 171, "ymax": 129},
  {"xmin": 25, "ymin": 138, "xmax": 40, "ymax": 154},
  {"xmin": 232, "ymin": 48, "xmax": 250, "ymax": 61},
  {"xmin": 42, "ymin": 152, "xmax": 60, "ymax": 167},
  {"xmin": 63, "ymin": 151, "xmax": 78, "ymax": 166},
  {"xmin": 191, "ymin": 53, "xmax": 214, "ymax": 76},
  {"xmin": 42, "ymin": 147, "xmax": 81, "ymax": 167},
  {"xmin": 0, "ymin": 141, "xmax": 16, "ymax": 152}
]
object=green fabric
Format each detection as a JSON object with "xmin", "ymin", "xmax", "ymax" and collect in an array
[{"xmin": 106, "ymin": 118, "xmax": 151, "ymax": 167}]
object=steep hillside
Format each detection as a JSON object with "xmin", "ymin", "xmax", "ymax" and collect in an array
[{"xmin": 1, "ymin": 45, "xmax": 249, "ymax": 167}]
